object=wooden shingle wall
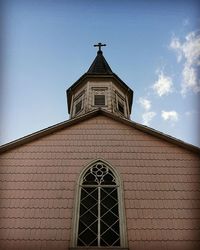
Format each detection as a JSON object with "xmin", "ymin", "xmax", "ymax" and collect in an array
[{"xmin": 0, "ymin": 115, "xmax": 199, "ymax": 250}]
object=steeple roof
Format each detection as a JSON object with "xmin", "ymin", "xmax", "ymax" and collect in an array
[
  {"xmin": 66, "ymin": 45, "xmax": 134, "ymax": 114},
  {"xmin": 87, "ymin": 50, "xmax": 113, "ymax": 74}
]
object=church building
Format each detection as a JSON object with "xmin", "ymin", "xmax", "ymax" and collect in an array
[{"xmin": 0, "ymin": 44, "xmax": 200, "ymax": 250}]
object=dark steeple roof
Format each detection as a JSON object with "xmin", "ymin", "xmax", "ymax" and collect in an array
[
  {"xmin": 87, "ymin": 50, "xmax": 113, "ymax": 74},
  {"xmin": 67, "ymin": 45, "xmax": 134, "ymax": 114}
]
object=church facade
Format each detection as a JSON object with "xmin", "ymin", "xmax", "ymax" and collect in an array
[{"xmin": 0, "ymin": 45, "xmax": 200, "ymax": 250}]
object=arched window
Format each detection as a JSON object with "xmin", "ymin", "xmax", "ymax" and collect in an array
[{"xmin": 72, "ymin": 160, "xmax": 127, "ymax": 248}]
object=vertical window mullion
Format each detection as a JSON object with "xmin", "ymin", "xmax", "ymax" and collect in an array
[
  {"xmin": 98, "ymin": 186, "xmax": 101, "ymax": 246},
  {"xmin": 76, "ymin": 162, "xmax": 123, "ymax": 247}
]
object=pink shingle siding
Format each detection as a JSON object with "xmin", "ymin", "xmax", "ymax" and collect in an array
[{"xmin": 0, "ymin": 115, "xmax": 199, "ymax": 250}]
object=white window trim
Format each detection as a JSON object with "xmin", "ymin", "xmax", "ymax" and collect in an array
[{"xmin": 70, "ymin": 159, "xmax": 128, "ymax": 248}]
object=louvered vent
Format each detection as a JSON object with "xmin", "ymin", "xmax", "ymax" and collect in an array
[
  {"xmin": 118, "ymin": 102, "xmax": 124, "ymax": 114},
  {"xmin": 94, "ymin": 95, "xmax": 105, "ymax": 106},
  {"xmin": 75, "ymin": 100, "xmax": 82, "ymax": 114}
]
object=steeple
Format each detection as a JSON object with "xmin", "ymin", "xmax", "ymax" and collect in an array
[
  {"xmin": 66, "ymin": 44, "xmax": 133, "ymax": 119},
  {"xmin": 87, "ymin": 43, "xmax": 113, "ymax": 74}
]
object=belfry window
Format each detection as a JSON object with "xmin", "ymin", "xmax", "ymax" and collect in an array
[
  {"xmin": 118, "ymin": 102, "xmax": 124, "ymax": 115},
  {"xmin": 73, "ymin": 91, "xmax": 85, "ymax": 116},
  {"xmin": 75, "ymin": 100, "xmax": 82, "ymax": 114},
  {"xmin": 92, "ymin": 87, "xmax": 107, "ymax": 107},
  {"xmin": 75, "ymin": 161, "xmax": 125, "ymax": 247},
  {"xmin": 116, "ymin": 92, "xmax": 126, "ymax": 116},
  {"xmin": 94, "ymin": 94, "xmax": 105, "ymax": 106}
]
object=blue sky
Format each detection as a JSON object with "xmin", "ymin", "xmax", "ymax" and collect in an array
[{"xmin": 1, "ymin": 0, "xmax": 200, "ymax": 147}]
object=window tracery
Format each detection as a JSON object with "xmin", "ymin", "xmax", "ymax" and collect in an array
[{"xmin": 76, "ymin": 161, "xmax": 123, "ymax": 247}]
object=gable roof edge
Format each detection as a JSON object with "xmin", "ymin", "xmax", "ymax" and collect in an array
[
  {"xmin": 0, "ymin": 109, "xmax": 199, "ymax": 154},
  {"xmin": 103, "ymin": 111, "xmax": 200, "ymax": 154},
  {"xmin": 0, "ymin": 110, "xmax": 101, "ymax": 154}
]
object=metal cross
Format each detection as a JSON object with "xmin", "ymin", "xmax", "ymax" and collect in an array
[{"xmin": 94, "ymin": 42, "xmax": 106, "ymax": 51}]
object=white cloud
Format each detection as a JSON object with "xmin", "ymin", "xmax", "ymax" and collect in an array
[
  {"xmin": 161, "ymin": 110, "xmax": 179, "ymax": 122},
  {"xmin": 170, "ymin": 37, "xmax": 182, "ymax": 62},
  {"xmin": 182, "ymin": 64, "xmax": 199, "ymax": 94},
  {"xmin": 139, "ymin": 97, "xmax": 151, "ymax": 111},
  {"xmin": 153, "ymin": 71, "xmax": 173, "ymax": 97},
  {"xmin": 142, "ymin": 112, "xmax": 156, "ymax": 126},
  {"xmin": 170, "ymin": 31, "xmax": 200, "ymax": 95}
]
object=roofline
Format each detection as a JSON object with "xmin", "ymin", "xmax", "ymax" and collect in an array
[
  {"xmin": 105, "ymin": 111, "xmax": 200, "ymax": 154},
  {"xmin": 0, "ymin": 109, "xmax": 199, "ymax": 154},
  {"xmin": 0, "ymin": 110, "xmax": 99, "ymax": 154},
  {"xmin": 67, "ymin": 73, "xmax": 133, "ymax": 96},
  {"xmin": 66, "ymin": 73, "xmax": 134, "ymax": 113}
]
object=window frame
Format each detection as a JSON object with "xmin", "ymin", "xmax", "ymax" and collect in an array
[
  {"xmin": 71, "ymin": 159, "xmax": 128, "ymax": 249},
  {"xmin": 73, "ymin": 91, "xmax": 85, "ymax": 116},
  {"xmin": 118, "ymin": 101, "xmax": 125, "ymax": 115},
  {"xmin": 94, "ymin": 94, "xmax": 106, "ymax": 106},
  {"xmin": 75, "ymin": 99, "xmax": 83, "ymax": 114},
  {"xmin": 116, "ymin": 92, "xmax": 126, "ymax": 116},
  {"xmin": 92, "ymin": 87, "xmax": 108, "ymax": 107}
]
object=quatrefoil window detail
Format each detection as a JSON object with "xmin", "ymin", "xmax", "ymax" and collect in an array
[{"xmin": 82, "ymin": 163, "xmax": 116, "ymax": 185}]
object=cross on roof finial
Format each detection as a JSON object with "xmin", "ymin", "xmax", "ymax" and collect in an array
[{"xmin": 94, "ymin": 42, "xmax": 106, "ymax": 52}]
